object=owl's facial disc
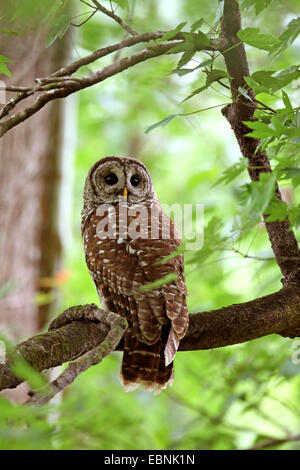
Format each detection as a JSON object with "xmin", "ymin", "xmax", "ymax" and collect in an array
[
  {"xmin": 86, "ymin": 156, "xmax": 155, "ymax": 206},
  {"xmin": 125, "ymin": 162, "xmax": 152, "ymax": 203},
  {"xmin": 91, "ymin": 160, "xmax": 125, "ymax": 204}
]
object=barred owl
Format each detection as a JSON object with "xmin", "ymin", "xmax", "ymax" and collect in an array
[{"xmin": 81, "ymin": 156, "xmax": 189, "ymax": 392}]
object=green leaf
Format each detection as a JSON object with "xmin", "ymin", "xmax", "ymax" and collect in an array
[
  {"xmin": 241, "ymin": 0, "xmax": 273, "ymax": 15},
  {"xmin": 254, "ymin": 0, "xmax": 272, "ymax": 14},
  {"xmin": 10, "ymin": 354, "xmax": 48, "ymax": 391},
  {"xmin": 194, "ymin": 31, "xmax": 211, "ymax": 48},
  {"xmin": 168, "ymin": 31, "xmax": 210, "ymax": 57},
  {"xmin": 0, "ymin": 28, "xmax": 22, "ymax": 36},
  {"xmin": 239, "ymin": 172, "xmax": 277, "ymax": 231},
  {"xmin": 272, "ymin": 17, "xmax": 300, "ymax": 60},
  {"xmin": 237, "ymin": 27, "xmax": 280, "ymax": 52},
  {"xmin": 145, "ymin": 114, "xmax": 178, "ymax": 134},
  {"xmin": 190, "ymin": 18, "xmax": 204, "ymax": 33},
  {"xmin": 46, "ymin": 13, "xmax": 70, "ymax": 48},
  {"xmin": 212, "ymin": 159, "xmax": 248, "ymax": 188},
  {"xmin": 183, "ymin": 69, "xmax": 228, "ymax": 102},
  {"xmin": 0, "ymin": 54, "xmax": 13, "ymax": 77},
  {"xmin": 244, "ymin": 120, "xmax": 279, "ymax": 138},
  {"xmin": 139, "ymin": 273, "xmax": 178, "ymax": 292},
  {"xmin": 174, "ymin": 59, "xmax": 214, "ymax": 76},
  {"xmin": 160, "ymin": 22, "xmax": 187, "ymax": 42},
  {"xmin": 249, "ymin": 66, "xmax": 300, "ymax": 94},
  {"xmin": 112, "ymin": 0, "xmax": 129, "ymax": 9},
  {"xmin": 265, "ymin": 201, "xmax": 288, "ymax": 222},
  {"xmin": 282, "ymin": 90, "xmax": 293, "ymax": 114},
  {"xmin": 289, "ymin": 205, "xmax": 300, "ymax": 227},
  {"xmin": 176, "ymin": 48, "xmax": 196, "ymax": 69}
]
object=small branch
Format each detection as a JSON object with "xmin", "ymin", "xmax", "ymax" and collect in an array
[
  {"xmin": 0, "ymin": 35, "xmax": 216, "ymax": 137},
  {"xmin": 91, "ymin": 0, "xmax": 138, "ymax": 36},
  {"xmin": 0, "ymin": 31, "xmax": 168, "ymax": 121}
]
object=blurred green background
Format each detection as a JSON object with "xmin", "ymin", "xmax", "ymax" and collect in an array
[{"xmin": 1, "ymin": 0, "xmax": 300, "ymax": 450}]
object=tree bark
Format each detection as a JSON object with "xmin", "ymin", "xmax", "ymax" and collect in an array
[
  {"xmin": 0, "ymin": 25, "xmax": 70, "ymax": 339},
  {"xmin": 0, "ymin": 6, "xmax": 72, "ymax": 401}
]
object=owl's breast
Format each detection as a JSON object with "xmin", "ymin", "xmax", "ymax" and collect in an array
[{"xmin": 82, "ymin": 209, "xmax": 146, "ymax": 295}]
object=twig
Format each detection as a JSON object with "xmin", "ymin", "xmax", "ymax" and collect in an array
[
  {"xmin": 71, "ymin": 9, "xmax": 98, "ymax": 27},
  {"xmin": 91, "ymin": 0, "xmax": 138, "ymax": 36}
]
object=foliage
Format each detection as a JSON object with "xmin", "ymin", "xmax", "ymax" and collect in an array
[{"xmin": 1, "ymin": 0, "xmax": 300, "ymax": 451}]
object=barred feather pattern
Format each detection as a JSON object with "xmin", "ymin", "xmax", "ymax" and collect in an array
[{"xmin": 81, "ymin": 157, "xmax": 189, "ymax": 393}]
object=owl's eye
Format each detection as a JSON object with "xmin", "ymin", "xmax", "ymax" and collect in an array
[
  {"xmin": 105, "ymin": 173, "xmax": 118, "ymax": 185},
  {"xmin": 130, "ymin": 175, "xmax": 140, "ymax": 187}
]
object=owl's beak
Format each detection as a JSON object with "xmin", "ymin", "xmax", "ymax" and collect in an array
[{"xmin": 123, "ymin": 187, "xmax": 128, "ymax": 198}]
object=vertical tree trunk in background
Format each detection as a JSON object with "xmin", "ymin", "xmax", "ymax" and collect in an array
[{"xmin": 0, "ymin": 29, "xmax": 71, "ymax": 339}]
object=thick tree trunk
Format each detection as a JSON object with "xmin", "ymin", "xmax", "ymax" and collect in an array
[{"xmin": 0, "ymin": 26, "xmax": 70, "ymax": 337}]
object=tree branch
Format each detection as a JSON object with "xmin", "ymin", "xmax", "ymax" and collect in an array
[
  {"xmin": 0, "ymin": 32, "xmax": 216, "ymax": 137},
  {"xmin": 219, "ymin": 0, "xmax": 300, "ymax": 280},
  {"xmin": 1, "ymin": 286, "xmax": 300, "ymax": 395}
]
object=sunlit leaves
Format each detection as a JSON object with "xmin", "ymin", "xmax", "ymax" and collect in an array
[{"xmin": 237, "ymin": 27, "xmax": 280, "ymax": 52}]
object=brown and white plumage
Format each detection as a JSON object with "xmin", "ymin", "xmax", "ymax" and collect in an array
[{"xmin": 81, "ymin": 156, "xmax": 189, "ymax": 392}]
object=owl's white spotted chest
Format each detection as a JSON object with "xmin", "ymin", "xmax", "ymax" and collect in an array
[{"xmin": 82, "ymin": 202, "xmax": 179, "ymax": 296}]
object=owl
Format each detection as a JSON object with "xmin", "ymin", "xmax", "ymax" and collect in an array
[{"xmin": 81, "ymin": 156, "xmax": 189, "ymax": 392}]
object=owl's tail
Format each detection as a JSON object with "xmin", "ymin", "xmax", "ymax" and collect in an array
[{"xmin": 120, "ymin": 327, "xmax": 174, "ymax": 394}]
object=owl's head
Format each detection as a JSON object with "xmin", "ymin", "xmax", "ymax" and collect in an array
[{"xmin": 83, "ymin": 156, "xmax": 157, "ymax": 207}]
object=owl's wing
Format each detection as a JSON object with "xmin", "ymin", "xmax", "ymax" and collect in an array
[{"xmin": 130, "ymin": 210, "xmax": 189, "ymax": 365}]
